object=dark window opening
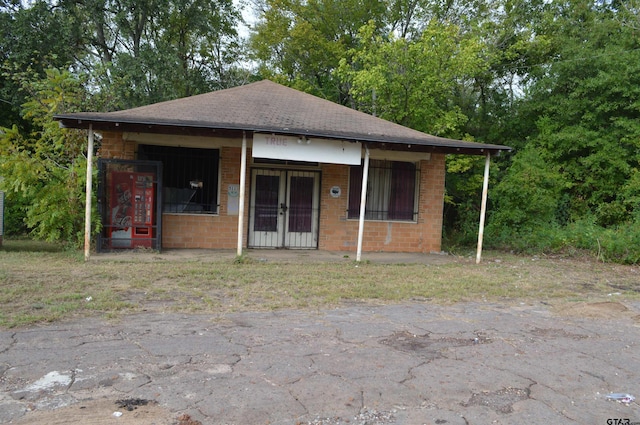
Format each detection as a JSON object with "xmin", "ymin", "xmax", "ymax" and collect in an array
[
  {"xmin": 138, "ymin": 144, "xmax": 219, "ymax": 214},
  {"xmin": 348, "ymin": 160, "xmax": 418, "ymax": 221}
]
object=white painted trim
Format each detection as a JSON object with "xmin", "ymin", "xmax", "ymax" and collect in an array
[
  {"xmin": 476, "ymin": 153, "xmax": 491, "ymax": 264},
  {"xmin": 84, "ymin": 126, "xmax": 94, "ymax": 261},
  {"xmin": 237, "ymin": 132, "xmax": 248, "ymax": 256},
  {"xmin": 356, "ymin": 146, "xmax": 370, "ymax": 262},
  {"xmin": 123, "ymin": 132, "xmax": 430, "ymax": 162},
  {"xmin": 123, "ymin": 132, "xmax": 242, "ymax": 148}
]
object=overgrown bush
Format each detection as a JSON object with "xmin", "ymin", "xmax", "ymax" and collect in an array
[
  {"xmin": 482, "ymin": 217, "xmax": 640, "ymax": 265},
  {"xmin": 0, "ymin": 69, "xmax": 95, "ymax": 247},
  {"xmin": 2, "ymin": 190, "xmax": 29, "ymax": 236},
  {"xmin": 488, "ymin": 145, "xmax": 566, "ymax": 232}
]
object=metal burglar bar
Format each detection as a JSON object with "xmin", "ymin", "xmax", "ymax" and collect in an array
[
  {"xmin": 138, "ymin": 145, "xmax": 220, "ymax": 214},
  {"xmin": 288, "ymin": 175, "xmax": 314, "ymax": 232},
  {"xmin": 348, "ymin": 160, "xmax": 419, "ymax": 221},
  {"xmin": 249, "ymin": 169, "xmax": 320, "ymax": 249},
  {"xmin": 284, "ymin": 172, "xmax": 316, "ymax": 248},
  {"xmin": 249, "ymin": 170, "xmax": 284, "ymax": 248},
  {"xmin": 96, "ymin": 159, "xmax": 163, "ymax": 252}
]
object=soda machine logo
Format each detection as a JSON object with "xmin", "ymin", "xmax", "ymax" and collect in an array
[{"xmin": 113, "ymin": 182, "xmax": 132, "ymax": 230}]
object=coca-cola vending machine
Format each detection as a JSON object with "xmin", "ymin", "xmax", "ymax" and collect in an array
[{"xmin": 109, "ymin": 172, "xmax": 155, "ymax": 248}]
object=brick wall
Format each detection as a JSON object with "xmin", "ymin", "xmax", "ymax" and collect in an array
[
  {"xmin": 318, "ymin": 155, "xmax": 445, "ymax": 253},
  {"xmin": 99, "ymin": 132, "xmax": 445, "ymax": 253},
  {"xmin": 99, "ymin": 132, "xmax": 135, "ymax": 160},
  {"xmin": 162, "ymin": 146, "xmax": 249, "ymax": 249},
  {"xmin": 99, "ymin": 134, "xmax": 247, "ymax": 249}
]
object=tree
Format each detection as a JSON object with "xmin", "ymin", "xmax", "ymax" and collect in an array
[
  {"xmin": 337, "ymin": 20, "xmax": 486, "ymax": 138},
  {"xmin": 249, "ymin": 0, "xmax": 389, "ymax": 102},
  {"xmin": 0, "ymin": 0, "xmax": 248, "ymax": 244},
  {"xmin": 62, "ymin": 0, "xmax": 246, "ymax": 109},
  {"xmin": 489, "ymin": 145, "xmax": 566, "ymax": 231},
  {"xmin": 0, "ymin": 69, "xmax": 95, "ymax": 244},
  {"xmin": 0, "ymin": 0, "xmax": 84, "ymax": 129},
  {"xmin": 512, "ymin": 0, "xmax": 640, "ymax": 226}
]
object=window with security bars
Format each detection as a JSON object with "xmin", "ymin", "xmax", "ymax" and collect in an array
[
  {"xmin": 138, "ymin": 144, "xmax": 219, "ymax": 214},
  {"xmin": 348, "ymin": 160, "xmax": 418, "ymax": 221}
]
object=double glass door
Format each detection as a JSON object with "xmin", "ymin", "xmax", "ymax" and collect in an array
[{"xmin": 249, "ymin": 169, "xmax": 320, "ymax": 249}]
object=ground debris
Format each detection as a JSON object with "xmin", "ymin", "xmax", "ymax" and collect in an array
[
  {"xmin": 464, "ymin": 387, "xmax": 530, "ymax": 414},
  {"xmin": 115, "ymin": 397, "xmax": 151, "ymax": 411},
  {"xmin": 606, "ymin": 393, "xmax": 636, "ymax": 404},
  {"xmin": 302, "ymin": 408, "xmax": 396, "ymax": 425},
  {"xmin": 176, "ymin": 413, "xmax": 203, "ymax": 425}
]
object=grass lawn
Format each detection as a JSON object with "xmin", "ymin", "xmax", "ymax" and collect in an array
[{"xmin": 1, "ymin": 239, "xmax": 639, "ymax": 328}]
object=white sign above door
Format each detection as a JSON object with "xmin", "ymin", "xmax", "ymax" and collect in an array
[{"xmin": 252, "ymin": 133, "xmax": 362, "ymax": 165}]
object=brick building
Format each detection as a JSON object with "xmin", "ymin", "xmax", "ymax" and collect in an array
[{"xmin": 55, "ymin": 80, "xmax": 510, "ymax": 258}]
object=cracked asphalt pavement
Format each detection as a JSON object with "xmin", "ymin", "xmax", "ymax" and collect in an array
[{"xmin": 1, "ymin": 301, "xmax": 640, "ymax": 424}]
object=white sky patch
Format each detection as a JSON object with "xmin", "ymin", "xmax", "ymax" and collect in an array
[{"xmin": 235, "ymin": 0, "xmax": 257, "ymax": 40}]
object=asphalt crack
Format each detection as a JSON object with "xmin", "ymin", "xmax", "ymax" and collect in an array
[
  {"xmin": 0, "ymin": 332, "xmax": 17, "ymax": 355},
  {"xmin": 525, "ymin": 381, "xmax": 578, "ymax": 422}
]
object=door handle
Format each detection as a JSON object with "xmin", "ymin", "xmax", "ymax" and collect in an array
[{"xmin": 280, "ymin": 203, "xmax": 288, "ymax": 213}]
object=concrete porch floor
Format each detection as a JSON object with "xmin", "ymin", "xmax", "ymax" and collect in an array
[{"xmin": 90, "ymin": 248, "xmax": 463, "ymax": 265}]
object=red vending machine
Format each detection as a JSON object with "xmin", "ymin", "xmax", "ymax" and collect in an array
[{"xmin": 109, "ymin": 172, "xmax": 155, "ymax": 248}]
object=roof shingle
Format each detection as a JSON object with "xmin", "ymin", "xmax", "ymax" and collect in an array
[{"xmin": 55, "ymin": 80, "xmax": 511, "ymax": 154}]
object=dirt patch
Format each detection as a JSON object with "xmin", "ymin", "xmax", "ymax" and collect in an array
[
  {"xmin": 463, "ymin": 387, "xmax": 531, "ymax": 414},
  {"xmin": 11, "ymin": 398, "xmax": 175, "ymax": 425},
  {"xmin": 379, "ymin": 330, "xmax": 490, "ymax": 360},
  {"xmin": 556, "ymin": 301, "xmax": 638, "ymax": 320},
  {"xmin": 176, "ymin": 414, "xmax": 203, "ymax": 425},
  {"xmin": 529, "ymin": 327, "xmax": 589, "ymax": 340}
]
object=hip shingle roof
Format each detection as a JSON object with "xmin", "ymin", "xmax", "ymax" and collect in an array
[{"xmin": 55, "ymin": 80, "xmax": 511, "ymax": 155}]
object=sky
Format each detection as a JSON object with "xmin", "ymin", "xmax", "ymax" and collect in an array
[{"xmin": 235, "ymin": 0, "xmax": 257, "ymax": 39}]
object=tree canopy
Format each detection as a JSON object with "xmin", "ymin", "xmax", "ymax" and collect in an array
[{"xmin": 2, "ymin": 0, "xmax": 640, "ymax": 262}]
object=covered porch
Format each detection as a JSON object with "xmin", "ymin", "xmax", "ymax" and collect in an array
[{"xmin": 55, "ymin": 80, "xmax": 511, "ymax": 263}]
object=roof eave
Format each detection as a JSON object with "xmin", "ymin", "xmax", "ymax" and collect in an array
[{"xmin": 54, "ymin": 114, "xmax": 512, "ymax": 156}]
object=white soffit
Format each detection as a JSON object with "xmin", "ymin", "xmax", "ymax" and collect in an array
[{"xmin": 123, "ymin": 132, "xmax": 237, "ymax": 148}]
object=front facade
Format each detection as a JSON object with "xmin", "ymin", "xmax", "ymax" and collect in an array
[
  {"xmin": 98, "ymin": 130, "xmax": 446, "ymax": 253},
  {"xmin": 56, "ymin": 80, "xmax": 510, "ymax": 256}
]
